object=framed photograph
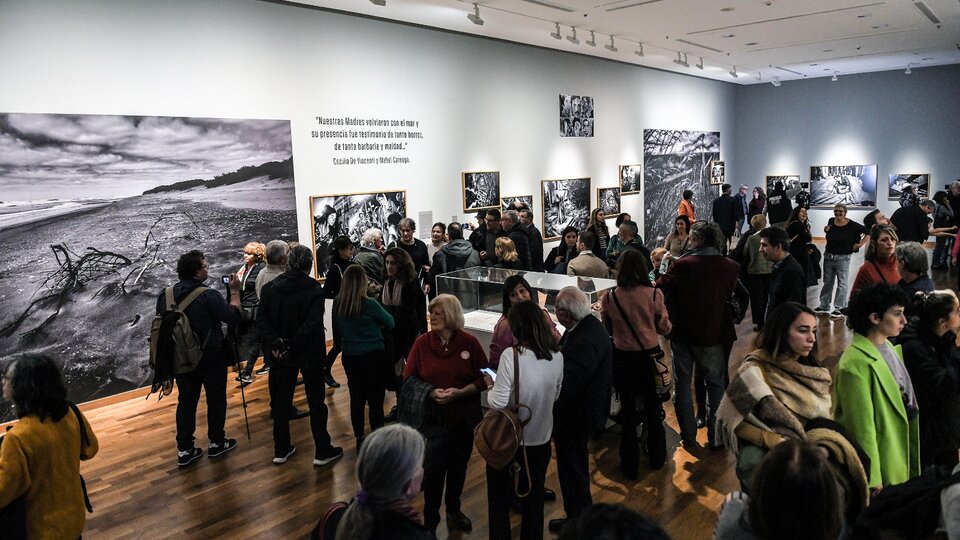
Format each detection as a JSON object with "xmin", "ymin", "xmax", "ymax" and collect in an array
[
  {"xmin": 766, "ymin": 175, "xmax": 802, "ymax": 200},
  {"xmin": 709, "ymin": 160, "xmax": 725, "ymax": 185},
  {"xmin": 501, "ymin": 195, "xmax": 533, "ymax": 212},
  {"xmin": 643, "ymin": 129, "xmax": 720, "ymax": 247},
  {"xmin": 559, "ymin": 94, "xmax": 594, "ymax": 137},
  {"xmin": 888, "ymin": 173, "xmax": 930, "ymax": 201},
  {"xmin": 619, "ymin": 164, "xmax": 642, "ymax": 194},
  {"xmin": 541, "ymin": 177, "xmax": 591, "ymax": 240},
  {"xmin": 462, "ymin": 171, "xmax": 501, "ymax": 212},
  {"xmin": 809, "ymin": 165, "xmax": 878, "ymax": 207},
  {"xmin": 597, "ymin": 187, "xmax": 621, "ymax": 217},
  {"xmin": 310, "ymin": 190, "xmax": 407, "ymax": 276}
]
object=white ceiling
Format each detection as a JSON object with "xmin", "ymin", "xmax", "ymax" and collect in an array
[{"xmin": 283, "ymin": 0, "xmax": 960, "ymax": 84}]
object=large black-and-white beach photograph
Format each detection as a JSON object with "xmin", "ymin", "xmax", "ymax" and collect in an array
[
  {"xmin": 541, "ymin": 177, "xmax": 590, "ymax": 240},
  {"xmin": 311, "ymin": 190, "xmax": 406, "ymax": 276},
  {"xmin": 766, "ymin": 175, "xmax": 802, "ymax": 199},
  {"xmin": 0, "ymin": 113, "xmax": 295, "ymax": 417},
  {"xmin": 598, "ymin": 187, "xmax": 621, "ymax": 216},
  {"xmin": 888, "ymin": 173, "xmax": 929, "ymax": 201},
  {"xmin": 501, "ymin": 195, "xmax": 533, "ymax": 211},
  {"xmin": 462, "ymin": 171, "xmax": 500, "ymax": 211},
  {"xmin": 642, "ymin": 129, "xmax": 720, "ymax": 248},
  {"xmin": 810, "ymin": 165, "xmax": 877, "ymax": 207},
  {"xmin": 559, "ymin": 94, "xmax": 594, "ymax": 137},
  {"xmin": 620, "ymin": 164, "xmax": 642, "ymax": 194}
]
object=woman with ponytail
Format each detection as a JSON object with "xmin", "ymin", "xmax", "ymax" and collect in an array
[{"xmin": 335, "ymin": 424, "xmax": 434, "ymax": 540}]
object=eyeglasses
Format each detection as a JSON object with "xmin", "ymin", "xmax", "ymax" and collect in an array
[{"xmin": 400, "ymin": 229, "xmax": 413, "ymax": 233}]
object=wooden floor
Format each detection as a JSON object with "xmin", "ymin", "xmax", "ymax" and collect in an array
[{"xmin": 76, "ymin": 247, "xmax": 955, "ymax": 539}]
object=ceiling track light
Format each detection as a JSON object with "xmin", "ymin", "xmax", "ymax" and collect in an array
[
  {"xmin": 550, "ymin": 23, "xmax": 562, "ymax": 40},
  {"xmin": 605, "ymin": 36, "xmax": 618, "ymax": 52},
  {"xmin": 831, "ymin": 71, "xmax": 839, "ymax": 81},
  {"xmin": 696, "ymin": 57, "xmax": 704, "ymax": 70},
  {"xmin": 369, "ymin": 0, "xmax": 385, "ymax": 5},
  {"xmin": 771, "ymin": 77, "xmax": 781, "ymax": 87},
  {"xmin": 467, "ymin": 3, "xmax": 484, "ymax": 26},
  {"xmin": 567, "ymin": 27, "xmax": 580, "ymax": 45},
  {"xmin": 673, "ymin": 52, "xmax": 689, "ymax": 67},
  {"xmin": 905, "ymin": 64, "xmax": 912, "ymax": 74},
  {"xmin": 729, "ymin": 65, "xmax": 739, "ymax": 78},
  {"xmin": 586, "ymin": 31, "xmax": 597, "ymax": 47},
  {"xmin": 635, "ymin": 43, "xmax": 644, "ymax": 57}
]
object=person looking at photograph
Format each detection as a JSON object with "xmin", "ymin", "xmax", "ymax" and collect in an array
[
  {"xmin": 765, "ymin": 181, "xmax": 793, "ymax": 229},
  {"xmin": 850, "ymin": 224, "xmax": 900, "ymax": 298},
  {"xmin": 759, "ymin": 226, "xmax": 806, "ymax": 320},
  {"xmin": 678, "ymin": 189, "xmax": 696, "ymax": 222},
  {"xmin": 320, "ymin": 235, "xmax": 358, "ymax": 388},
  {"xmin": 834, "ymin": 283, "xmax": 919, "ymax": 489},
  {"xmin": 235, "ymin": 242, "xmax": 266, "ymax": 386},
  {"xmin": 479, "ymin": 208, "xmax": 506, "ymax": 267},
  {"xmin": 712, "ymin": 183, "xmax": 738, "ymax": 243},
  {"xmin": 545, "ymin": 226, "xmax": 579, "ymax": 274},
  {"xmin": 387, "ymin": 217, "xmax": 430, "ymax": 282},
  {"xmin": 604, "ymin": 213, "xmax": 632, "ymax": 260},
  {"xmin": 586, "ymin": 208, "xmax": 610, "ymax": 260},
  {"xmin": 816, "ymin": 204, "xmax": 868, "ymax": 318}
]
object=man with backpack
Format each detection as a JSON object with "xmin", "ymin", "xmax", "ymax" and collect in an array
[{"xmin": 155, "ymin": 250, "xmax": 242, "ymax": 467}]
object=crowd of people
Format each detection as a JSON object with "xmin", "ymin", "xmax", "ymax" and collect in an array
[{"xmin": 6, "ymin": 183, "xmax": 960, "ymax": 540}]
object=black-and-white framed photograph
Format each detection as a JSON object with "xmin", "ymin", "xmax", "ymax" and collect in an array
[
  {"xmin": 541, "ymin": 177, "xmax": 591, "ymax": 240},
  {"xmin": 766, "ymin": 175, "xmax": 802, "ymax": 199},
  {"xmin": 462, "ymin": 171, "xmax": 501, "ymax": 211},
  {"xmin": 888, "ymin": 173, "xmax": 930, "ymax": 201},
  {"xmin": 710, "ymin": 160, "xmax": 725, "ymax": 185},
  {"xmin": 643, "ymin": 129, "xmax": 720, "ymax": 248},
  {"xmin": 501, "ymin": 195, "xmax": 533, "ymax": 212},
  {"xmin": 0, "ymin": 112, "xmax": 295, "ymax": 417},
  {"xmin": 598, "ymin": 187, "xmax": 621, "ymax": 217},
  {"xmin": 559, "ymin": 94, "xmax": 594, "ymax": 137},
  {"xmin": 620, "ymin": 164, "xmax": 642, "ymax": 194},
  {"xmin": 310, "ymin": 190, "xmax": 407, "ymax": 277},
  {"xmin": 810, "ymin": 165, "xmax": 878, "ymax": 207}
]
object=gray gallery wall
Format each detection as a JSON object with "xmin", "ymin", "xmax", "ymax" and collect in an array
[{"xmin": 733, "ymin": 65, "xmax": 960, "ymax": 232}]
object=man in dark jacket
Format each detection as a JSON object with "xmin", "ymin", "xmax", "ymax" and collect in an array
[
  {"xmin": 257, "ymin": 245, "xmax": 344, "ymax": 467},
  {"xmin": 468, "ymin": 209, "xmax": 487, "ymax": 253},
  {"xmin": 478, "ymin": 208, "xmax": 507, "ymax": 267},
  {"xmin": 655, "ymin": 221, "xmax": 739, "ymax": 449},
  {"xmin": 519, "ymin": 207, "xmax": 545, "ymax": 272},
  {"xmin": 549, "ymin": 286, "xmax": 612, "ymax": 533},
  {"xmin": 711, "ymin": 183, "xmax": 737, "ymax": 242},
  {"xmin": 890, "ymin": 199, "xmax": 934, "ymax": 243},
  {"xmin": 759, "ymin": 226, "xmax": 806, "ymax": 322},
  {"xmin": 606, "ymin": 220, "xmax": 651, "ymax": 269},
  {"xmin": 427, "ymin": 222, "xmax": 480, "ymax": 297},
  {"xmin": 765, "ymin": 181, "xmax": 793, "ymax": 228},
  {"xmin": 156, "ymin": 250, "xmax": 242, "ymax": 467}
]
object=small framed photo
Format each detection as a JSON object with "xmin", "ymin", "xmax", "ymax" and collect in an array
[
  {"xmin": 462, "ymin": 171, "xmax": 501, "ymax": 212},
  {"xmin": 619, "ymin": 164, "xmax": 642, "ymax": 194},
  {"xmin": 709, "ymin": 160, "xmax": 725, "ymax": 185},
  {"xmin": 888, "ymin": 173, "xmax": 930, "ymax": 201},
  {"xmin": 597, "ymin": 187, "xmax": 621, "ymax": 217},
  {"xmin": 501, "ymin": 195, "xmax": 533, "ymax": 212}
]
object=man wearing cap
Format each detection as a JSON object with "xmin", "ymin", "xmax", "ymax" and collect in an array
[
  {"xmin": 890, "ymin": 199, "xmax": 935, "ymax": 243},
  {"xmin": 733, "ymin": 184, "xmax": 749, "ymax": 235}
]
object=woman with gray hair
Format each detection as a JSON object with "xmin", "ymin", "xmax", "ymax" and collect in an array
[
  {"xmin": 896, "ymin": 241, "xmax": 934, "ymax": 298},
  {"xmin": 334, "ymin": 424, "xmax": 433, "ymax": 540}
]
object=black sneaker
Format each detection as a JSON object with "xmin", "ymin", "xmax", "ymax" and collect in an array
[
  {"xmin": 273, "ymin": 446, "xmax": 296, "ymax": 465},
  {"xmin": 325, "ymin": 376, "xmax": 340, "ymax": 388},
  {"xmin": 177, "ymin": 447, "xmax": 203, "ymax": 467},
  {"xmin": 208, "ymin": 439, "xmax": 238, "ymax": 458},
  {"xmin": 237, "ymin": 372, "xmax": 253, "ymax": 385},
  {"xmin": 830, "ymin": 310, "xmax": 845, "ymax": 319},
  {"xmin": 255, "ymin": 364, "xmax": 270, "ymax": 375},
  {"xmin": 313, "ymin": 446, "xmax": 344, "ymax": 467},
  {"xmin": 446, "ymin": 511, "xmax": 473, "ymax": 532}
]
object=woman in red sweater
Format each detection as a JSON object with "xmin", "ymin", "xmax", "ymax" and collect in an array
[
  {"xmin": 402, "ymin": 294, "xmax": 489, "ymax": 535},
  {"xmin": 850, "ymin": 224, "xmax": 900, "ymax": 299}
]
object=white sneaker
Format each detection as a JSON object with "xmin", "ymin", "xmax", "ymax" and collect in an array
[{"xmin": 273, "ymin": 446, "xmax": 296, "ymax": 465}]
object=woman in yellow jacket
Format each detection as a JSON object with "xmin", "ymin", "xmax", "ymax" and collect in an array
[
  {"xmin": 833, "ymin": 283, "xmax": 920, "ymax": 489},
  {"xmin": 0, "ymin": 356, "xmax": 99, "ymax": 539}
]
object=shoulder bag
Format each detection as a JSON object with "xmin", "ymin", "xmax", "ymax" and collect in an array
[{"xmin": 610, "ymin": 289, "xmax": 673, "ymax": 401}]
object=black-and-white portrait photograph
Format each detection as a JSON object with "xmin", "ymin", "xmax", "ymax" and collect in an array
[
  {"xmin": 642, "ymin": 129, "xmax": 720, "ymax": 248},
  {"xmin": 501, "ymin": 195, "xmax": 533, "ymax": 212},
  {"xmin": 541, "ymin": 177, "xmax": 591, "ymax": 240},
  {"xmin": 311, "ymin": 190, "xmax": 406, "ymax": 276},
  {"xmin": 462, "ymin": 171, "xmax": 501, "ymax": 211},
  {"xmin": 810, "ymin": 165, "xmax": 878, "ymax": 207},
  {"xmin": 766, "ymin": 175, "xmax": 802, "ymax": 199},
  {"xmin": 888, "ymin": 173, "xmax": 930, "ymax": 201},
  {"xmin": 598, "ymin": 187, "xmax": 621, "ymax": 217},
  {"xmin": 710, "ymin": 160, "xmax": 725, "ymax": 185},
  {"xmin": 559, "ymin": 94, "xmax": 594, "ymax": 137},
  {"xmin": 620, "ymin": 164, "xmax": 642, "ymax": 194},
  {"xmin": 0, "ymin": 112, "xmax": 295, "ymax": 417}
]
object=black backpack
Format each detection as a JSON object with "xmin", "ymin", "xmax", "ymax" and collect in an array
[{"xmin": 851, "ymin": 465, "xmax": 960, "ymax": 540}]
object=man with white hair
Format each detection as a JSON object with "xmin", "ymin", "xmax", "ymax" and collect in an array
[
  {"xmin": 548, "ymin": 286, "xmax": 612, "ymax": 533},
  {"xmin": 354, "ymin": 227, "xmax": 385, "ymax": 289},
  {"xmin": 500, "ymin": 209, "xmax": 531, "ymax": 270}
]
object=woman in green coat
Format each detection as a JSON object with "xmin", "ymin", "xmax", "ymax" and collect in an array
[{"xmin": 833, "ymin": 283, "xmax": 920, "ymax": 489}]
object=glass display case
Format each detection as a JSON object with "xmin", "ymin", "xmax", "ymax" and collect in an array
[{"xmin": 435, "ymin": 267, "xmax": 617, "ymax": 341}]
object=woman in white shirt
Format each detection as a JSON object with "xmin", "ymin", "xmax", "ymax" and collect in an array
[{"xmin": 486, "ymin": 300, "xmax": 563, "ymax": 540}]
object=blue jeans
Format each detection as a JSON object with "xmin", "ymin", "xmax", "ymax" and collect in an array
[
  {"xmin": 671, "ymin": 341, "xmax": 726, "ymax": 446},
  {"xmin": 818, "ymin": 253, "xmax": 851, "ymax": 311}
]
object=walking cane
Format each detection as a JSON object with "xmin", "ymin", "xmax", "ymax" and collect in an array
[{"xmin": 224, "ymin": 286, "xmax": 252, "ymax": 441}]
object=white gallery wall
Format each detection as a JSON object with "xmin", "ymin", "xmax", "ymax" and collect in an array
[{"xmin": 0, "ymin": 0, "xmax": 737, "ymax": 249}]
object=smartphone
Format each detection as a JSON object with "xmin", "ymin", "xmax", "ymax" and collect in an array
[
  {"xmin": 221, "ymin": 275, "xmax": 231, "ymax": 285},
  {"xmin": 480, "ymin": 367, "xmax": 497, "ymax": 382}
]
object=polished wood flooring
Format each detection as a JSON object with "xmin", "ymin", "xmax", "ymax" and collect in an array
[{"xmin": 75, "ymin": 244, "xmax": 955, "ymax": 539}]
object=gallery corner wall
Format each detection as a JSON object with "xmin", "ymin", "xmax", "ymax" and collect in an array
[{"xmin": 733, "ymin": 65, "xmax": 960, "ymax": 232}]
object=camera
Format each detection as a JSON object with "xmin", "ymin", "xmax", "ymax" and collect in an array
[{"xmin": 221, "ymin": 275, "xmax": 231, "ymax": 285}]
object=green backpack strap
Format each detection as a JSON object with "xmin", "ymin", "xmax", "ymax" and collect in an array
[{"xmin": 175, "ymin": 286, "xmax": 208, "ymax": 312}]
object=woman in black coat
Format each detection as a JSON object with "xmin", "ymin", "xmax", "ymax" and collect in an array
[
  {"xmin": 544, "ymin": 226, "xmax": 579, "ymax": 274},
  {"xmin": 897, "ymin": 289, "xmax": 960, "ymax": 467},
  {"xmin": 381, "ymin": 248, "xmax": 428, "ymax": 387}
]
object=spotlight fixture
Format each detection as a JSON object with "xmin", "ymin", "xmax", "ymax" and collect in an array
[
  {"xmin": 467, "ymin": 3, "xmax": 484, "ymax": 26},
  {"xmin": 729, "ymin": 65, "xmax": 738, "ymax": 78},
  {"xmin": 831, "ymin": 71, "xmax": 838, "ymax": 81},
  {"xmin": 370, "ymin": 0, "xmax": 386, "ymax": 5},
  {"xmin": 771, "ymin": 77, "xmax": 781, "ymax": 87},
  {"xmin": 696, "ymin": 57, "xmax": 704, "ymax": 70},
  {"xmin": 567, "ymin": 27, "xmax": 580, "ymax": 45},
  {"xmin": 673, "ymin": 52, "xmax": 689, "ymax": 67},
  {"xmin": 905, "ymin": 64, "xmax": 912, "ymax": 74},
  {"xmin": 635, "ymin": 43, "xmax": 645, "ymax": 57},
  {"xmin": 586, "ymin": 31, "xmax": 597, "ymax": 47},
  {"xmin": 550, "ymin": 23, "xmax": 562, "ymax": 40},
  {"xmin": 605, "ymin": 36, "xmax": 618, "ymax": 52}
]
